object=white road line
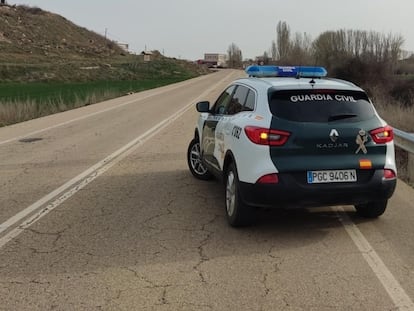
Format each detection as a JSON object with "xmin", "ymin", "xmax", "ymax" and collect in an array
[
  {"xmin": 335, "ymin": 207, "xmax": 414, "ymax": 310},
  {"xmin": 0, "ymin": 74, "xmax": 211, "ymax": 146},
  {"xmin": 0, "ymin": 72, "xmax": 233, "ymax": 249}
]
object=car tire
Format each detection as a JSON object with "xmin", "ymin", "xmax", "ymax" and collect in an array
[
  {"xmin": 355, "ymin": 200, "xmax": 388, "ymax": 218},
  {"xmin": 187, "ymin": 138, "xmax": 212, "ymax": 180},
  {"xmin": 225, "ymin": 163, "xmax": 255, "ymax": 227}
]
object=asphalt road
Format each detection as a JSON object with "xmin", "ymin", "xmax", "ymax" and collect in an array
[{"xmin": 0, "ymin": 69, "xmax": 414, "ymax": 310}]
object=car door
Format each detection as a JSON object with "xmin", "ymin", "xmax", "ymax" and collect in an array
[
  {"xmin": 202, "ymin": 85, "xmax": 236, "ymax": 170},
  {"xmin": 214, "ymin": 85, "xmax": 251, "ymax": 170}
]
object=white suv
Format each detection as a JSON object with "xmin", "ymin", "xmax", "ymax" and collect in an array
[{"xmin": 187, "ymin": 66, "xmax": 397, "ymax": 227}]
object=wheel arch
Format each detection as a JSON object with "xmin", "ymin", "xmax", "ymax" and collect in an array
[
  {"xmin": 223, "ymin": 150, "xmax": 236, "ymax": 182},
  {"xmin": 194, "ymin": 128, "xmax": 200, "ymax": 141}
]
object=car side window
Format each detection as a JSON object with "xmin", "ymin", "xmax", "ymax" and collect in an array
[
  {"xmin": 243, "ymin": 89, "xmax": 256, "ymax": 111},
  {"xmin": 212, "ymin": 85, "xmax": 236, "ymax": 115},
  {"xmin": 227, "ymin": 85, "xmax": 249, "ymax": 115}
]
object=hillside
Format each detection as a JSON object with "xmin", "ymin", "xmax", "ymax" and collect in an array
[
  {"xmin": 0, "ymin": 4, "xmax": 205, "ymax": 82},
  {"xmin": 0, "ymin": 5, "xmax": 124, "ymax": 62}
]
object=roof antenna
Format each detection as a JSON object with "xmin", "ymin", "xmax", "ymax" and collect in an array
[{"xmin": 309, "ymin": 78, "xmax": 316, "ymax": 87}]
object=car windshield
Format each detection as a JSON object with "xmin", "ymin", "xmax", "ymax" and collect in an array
[{"xmin": 268, "ymin": 89, "xmax": 376, "ymax": 123}]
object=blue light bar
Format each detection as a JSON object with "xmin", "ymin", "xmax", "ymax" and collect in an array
[{"xmin": 245, "ymin": 65, "xmax": 327, "ymax": 78}]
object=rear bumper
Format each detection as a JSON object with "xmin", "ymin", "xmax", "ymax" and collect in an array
[{"xmin": 239, "ymin": 170, "xmax": 396, "ymax": 208}]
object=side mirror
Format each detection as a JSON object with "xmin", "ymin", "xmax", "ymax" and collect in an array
[{"xmin": 196, "ymin": 101, "xmax": 210, "ymax": 113}]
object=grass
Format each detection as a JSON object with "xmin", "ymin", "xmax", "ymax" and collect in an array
[
  {"xmin": 0, "ymin": 77, "xmax": 191, "ymax": 126},
  {"xmin": 371, "ymin": 87, "xmax": 414, "ymax": 185},
  {"xmin": 371, "ymin": 88, "xmax": 414, "ymax": 133}
]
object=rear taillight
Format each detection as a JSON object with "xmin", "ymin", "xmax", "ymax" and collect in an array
[
  {"xmin": 244, "ymin": 126, "xmax": 290, "ymax": 146},
  {"xmin": 384, "ymin": 169, "xmax": 396, "ymax": 180},
  {"xmin": 256, "ymin": 173, "xmax": 279, "ymax": 184},
  {"xmin": 370, "ymin": 126, "xmax": 393, "ymax": 144}
]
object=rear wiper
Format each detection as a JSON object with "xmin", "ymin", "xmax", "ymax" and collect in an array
[{"xmin": 328, "ymin": 114, "xmax": 357, "ymax": 122}]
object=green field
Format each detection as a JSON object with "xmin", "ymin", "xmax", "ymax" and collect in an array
[
  {"xmin": 0, "ymin": 77, "xmax": 188, "ymax": 104},
  {"xmin": 0, "ymin": 76, "xmax": 193, "ymax": 126}
]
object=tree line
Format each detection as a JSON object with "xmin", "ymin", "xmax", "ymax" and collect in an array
[
  {"xmin": 226, "ymin": 21, "xmax": 413, "ymax": 108},
  {"xmin": 228, "ymin": 21, "xmax": 405, "ymax": 71},
  {"xmin": 227, "ymin": 21, "xmax": 408, "ymax": 88},
  {"xmin": 270, "ymin": 21, "xmax": 403, "ymax": 63}
]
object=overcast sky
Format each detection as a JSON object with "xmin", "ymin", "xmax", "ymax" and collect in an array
[{"xmin": 10, "ymin": 0, "xmax": 414, "ymax": 60}]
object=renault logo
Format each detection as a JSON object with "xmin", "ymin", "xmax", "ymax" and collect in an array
[{"xmin": 329, "ymin": 129, "xmax": 339, "ymax": 142}]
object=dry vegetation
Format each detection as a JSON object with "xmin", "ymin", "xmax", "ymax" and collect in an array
[
  {"xmin": 0, "ymin": 89, "xmax": 118, "ymax": 126},
  {"xmin": 371, "ymin": 86, "xmax": 414, "ymax": 132},
  {"xmin": 374, "ymin": 93, "xmax": 414, "ymax": 184}
]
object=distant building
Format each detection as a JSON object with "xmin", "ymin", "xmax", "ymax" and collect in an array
[
  {"xmin": 116, "ymin": 42, "xmax": 129, "ymax": 52},
  {"xmin": 203, "ymin": 53, "xmax": 227, "ymax": 68},
  {"xmin": 141, "ymin": 51, "xmax": 153, "ymax": 62}
]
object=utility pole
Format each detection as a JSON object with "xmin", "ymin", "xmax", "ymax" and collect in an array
[{"xmin": 104, "ymin": 28, "xmax": 107, "ymax": 39}]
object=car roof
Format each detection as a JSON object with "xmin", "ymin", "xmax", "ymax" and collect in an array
[{"xmin": 234, "ymin": 76, "xmax": 365, "ymax": 92}]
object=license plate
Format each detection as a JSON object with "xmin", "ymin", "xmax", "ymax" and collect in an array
[{"xmin": 307, "ymin": 169, "xmax": 357, "ymax": 184}]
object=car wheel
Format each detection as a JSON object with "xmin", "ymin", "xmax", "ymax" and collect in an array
[
  {"xmin": 187, "ymin": 138, "xmax": 212, "ymax": 180},
  {"xmin": 355, "ymin": 200, "xmax": 388, "ymax": 218},
  {"xmin": 225, "ymin": 163, "xmax": 254, "ymax": 227}
]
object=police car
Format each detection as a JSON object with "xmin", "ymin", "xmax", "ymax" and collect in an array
[{"xmin": 187, "ymin": 66, "xmax": 397, "ymax": 227}]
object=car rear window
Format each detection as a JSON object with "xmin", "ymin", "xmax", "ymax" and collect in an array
[{"xmin": 268, "ymin": 89, "xmax": 375, "ymax": 122}]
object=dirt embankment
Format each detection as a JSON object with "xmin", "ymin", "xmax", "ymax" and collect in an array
[{"xmin": 0, "ymin": 4, "xmax": 123, "ymax": 62}]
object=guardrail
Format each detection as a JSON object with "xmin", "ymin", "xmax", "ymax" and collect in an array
[{"xmin": 394, "ymin": 128, "xmax": 414, "ymax": 183}]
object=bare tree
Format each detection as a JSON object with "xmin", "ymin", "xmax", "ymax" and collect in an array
[
  {"xmin": 227, "ymin": 43, "xmax": 243, "ymax": 68},
  {"xmin": 289, "ymin": 32, "xmax": 313, "ymax": 64},
  {"xmin": 270, "ymin": 40, "xmax": 277, "ymax": 61},
  {"xmin": 276, "ymin": 21, "xmax": 291, "ymax": 61},
  {"xmin": 269, "ymin": 22, "xmax": 313, "ymax": 64},
  {"xmin": 313, "ymin": 29, "xmax": 404, "ymax": 67},
  {"xmin": 311, "ymin": 29, "xmax": 405, "ymax": 86},
  {"xmin": 312, "ymin": 31, "xmax": 338, "ymax": 68},
  {"xmin": 0, "ymin": 0, "xmax": 6, "ymax": 5},
  {"xmin": 261, "ymin": 51, "xmax": 270, "ymax": 65}
]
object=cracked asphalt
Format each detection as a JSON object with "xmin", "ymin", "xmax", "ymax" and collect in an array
[{"xmin": 0, "ymin": 70, "xmax": 414, "ymax": 310}]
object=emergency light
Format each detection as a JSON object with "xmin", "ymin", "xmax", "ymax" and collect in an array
[{"xmin": 245, "ymin": 65, "xmax": 328, "ymax": 78}]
